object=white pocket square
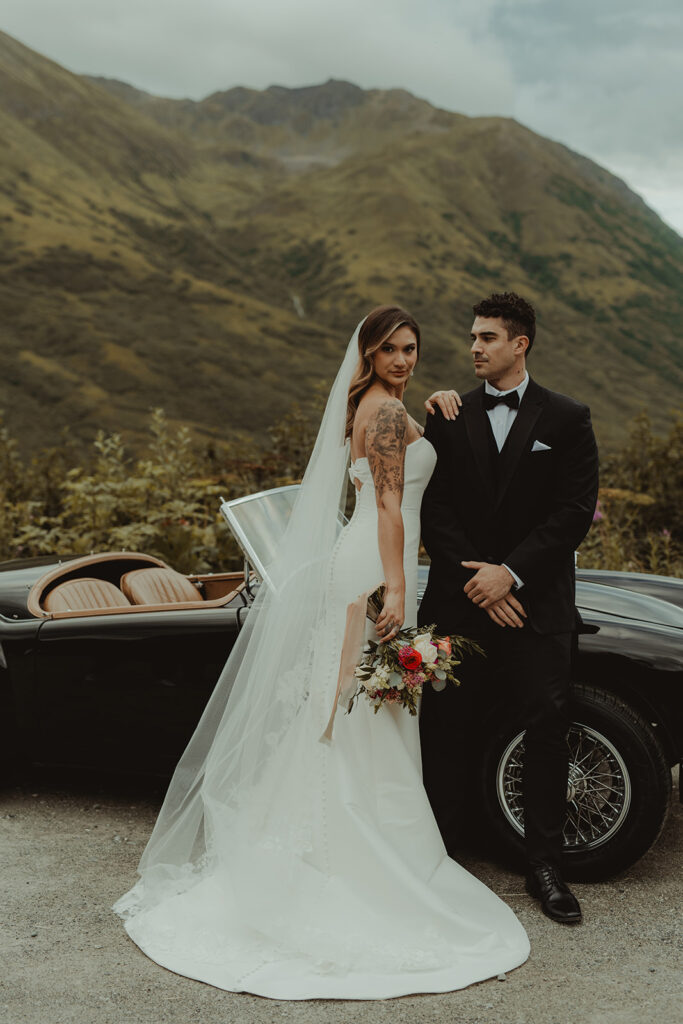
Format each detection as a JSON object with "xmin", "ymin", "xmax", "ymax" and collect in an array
[{"xmin": 531, "ymin": 440, "xmax": 551, "ymax": 452}]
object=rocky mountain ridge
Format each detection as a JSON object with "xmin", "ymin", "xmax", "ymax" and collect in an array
[{"xmin": 0, "ymin": 30, "xmax": 680, "ymax": 455}]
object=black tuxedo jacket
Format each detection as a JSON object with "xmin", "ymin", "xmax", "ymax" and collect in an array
[{"xmin": 419, "ymin": 378, "xmax": 599, "ymax": 635}]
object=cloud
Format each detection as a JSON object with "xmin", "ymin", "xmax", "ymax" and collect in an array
[
  {"xmin": 496, "ymin": 2, "xmax": 682, "ymax": 154},
  {"xmin": 1, "ymin": 0, "xmax": 516, "ymax": 113},
  {"xmin": 489, "ymin": 0, "xmax": 683, "ymax": 230}
]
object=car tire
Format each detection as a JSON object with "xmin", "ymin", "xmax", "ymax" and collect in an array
[{"xmin": 479, "ymin": 683, "xmax": 672, "ymax": 881}]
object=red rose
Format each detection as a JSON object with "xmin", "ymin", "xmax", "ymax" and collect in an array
[{"xmin": 398, "ymin": 645, "xmax": 422, "ymax": 671}]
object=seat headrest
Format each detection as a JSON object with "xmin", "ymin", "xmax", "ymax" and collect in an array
[{"xmin": 120, "ymin": 567, "xmax": 203, "ymax": 606}]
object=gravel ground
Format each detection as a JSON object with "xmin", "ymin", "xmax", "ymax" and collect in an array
[{"xmin": 2, "ymin": 768, "xmax": 681, "ymax": 1024}]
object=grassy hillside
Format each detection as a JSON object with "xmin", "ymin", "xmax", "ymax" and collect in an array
[{"xmin": 0, "ymin": 31, "xmax": 681, "ymax": 457}]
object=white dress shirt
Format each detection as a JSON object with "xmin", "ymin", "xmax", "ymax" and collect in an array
[
  {"xmin": 484, "ymin": 372, "xmax": 529, "ymax": 452},
  {"xmin": 484, "ymin": 372, "xmax": 529, "ymax": 590}
]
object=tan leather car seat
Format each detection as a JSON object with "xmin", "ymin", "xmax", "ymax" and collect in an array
[
  {"xmin": 120, "ymin": 567, "xmax": 203, "ymax": 606},
  {"xmin": 43, "ymin": 578, "xmax": 131, "ymax": 613}
]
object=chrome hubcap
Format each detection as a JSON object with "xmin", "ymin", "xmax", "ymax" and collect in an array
[{"xmin": 496, "ymin": 722, "xmax": 632, "ymax": 852}]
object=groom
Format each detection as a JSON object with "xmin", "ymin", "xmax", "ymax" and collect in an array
[{"xmin": 418, "ymin": 292, "xmax": 599, "ymax": 925}]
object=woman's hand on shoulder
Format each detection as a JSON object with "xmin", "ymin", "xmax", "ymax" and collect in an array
[{"xmin": 425, "ymin": 390, "xmax": 462, "ymax": 420}]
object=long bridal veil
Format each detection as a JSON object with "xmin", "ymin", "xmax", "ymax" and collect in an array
[{"xmin": 114, "ymin": 322, "xmax": 362, "ymax": 929}]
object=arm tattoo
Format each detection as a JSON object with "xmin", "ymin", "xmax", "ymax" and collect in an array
[{"xmin": 366, "ymin": 400, "xmax": 407, "ymax": 503}]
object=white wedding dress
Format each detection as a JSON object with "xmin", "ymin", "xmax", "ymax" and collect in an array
[{"xmin": 115, "ymin": 435, "xmax": 529, "ymax": 999}]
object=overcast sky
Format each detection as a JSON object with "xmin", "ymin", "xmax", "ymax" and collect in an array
[{"xmin": 3, "ymin": 0, "xmax": 682, "ymax": 234}]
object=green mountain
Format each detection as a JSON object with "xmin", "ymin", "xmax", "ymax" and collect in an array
[{"xmin": 0, "ymin": 29, "xmax": 681, "ymax": 457}]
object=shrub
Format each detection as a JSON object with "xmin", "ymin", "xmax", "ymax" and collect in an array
[
  {"xmin": 0, "ymin": 390, "xmax": 331, "ymax": 573},
  {"xmin": 0, "ymin": 411, "xmax": 244, "ymax": 572},
  {"xmin": 0, "ymin": 407, "xmax": 680, "ymax": 579},
  {"xmin": 579, "ymin": 413, "xmax": 682, "ymax": 575}
]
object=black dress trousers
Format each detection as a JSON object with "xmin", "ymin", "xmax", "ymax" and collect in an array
[{"xmin": 420, "ymin": 613, "xmax": 572, "ymax": 869}]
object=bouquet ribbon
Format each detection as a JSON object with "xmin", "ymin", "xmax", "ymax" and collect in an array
[{"xmin": 320, "ymin": 588, "xmax": 373, "ymax": 744}]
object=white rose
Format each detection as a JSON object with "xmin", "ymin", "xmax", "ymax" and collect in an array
[{"xmin": 413, "ymin": 638, "xmax": 438, "ymax": 665}]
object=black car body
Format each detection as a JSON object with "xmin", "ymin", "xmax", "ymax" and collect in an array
[{"xmin": 1, "ymin": 486, "xmax": 681, "ymax": 880}]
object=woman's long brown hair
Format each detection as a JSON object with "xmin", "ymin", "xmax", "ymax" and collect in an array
[{"xmin": 345, "ymin": 306, "xmax": 421, "ymax": 439}]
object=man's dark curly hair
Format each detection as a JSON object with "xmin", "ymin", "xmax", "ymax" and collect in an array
[{"xmin": 473, "ymin": 292, "xmax": 536, "ymax": 354}]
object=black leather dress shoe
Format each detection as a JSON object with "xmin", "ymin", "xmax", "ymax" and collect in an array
[{"xmin": 525, "ymin": 864, "xmax": 582, "ymax": 924}]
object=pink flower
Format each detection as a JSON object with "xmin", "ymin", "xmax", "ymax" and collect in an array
[
  {"xmin": 398, "ymin": 646, "xmax": 422, "ymax": 671},
  {"xmin": 404, "ymin": 671, "xmax": 426, "ymax": 690},
  {"xmin": 436, "ymin": 637, "xmax": 452, "ymax": 656}
]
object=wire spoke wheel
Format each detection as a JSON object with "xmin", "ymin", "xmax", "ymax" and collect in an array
[
  {"xmin": 496, "ymin": 722, "xmax": 632, "ymax": 852},
  {"xmin": 482, "ymin": 686, "xmax": 671, "ymax": 879}
]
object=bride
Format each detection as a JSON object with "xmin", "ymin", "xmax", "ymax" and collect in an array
[{"xmin": 114, "ymin": 307, "xmax": 529, "ymax": 999}]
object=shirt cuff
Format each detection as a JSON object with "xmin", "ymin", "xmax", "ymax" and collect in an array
[{"xmin": 503, "ymin": 563, "xmax": 523, "ymax": 590}]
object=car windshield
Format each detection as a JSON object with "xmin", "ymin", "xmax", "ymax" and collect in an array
[
  {"xmin": 220, "ymin": 484, "xmax": 349, "ymax": 591},
  {"xmin": 220, "ymin": 485, "xmax": 301, "ymax": 587}
]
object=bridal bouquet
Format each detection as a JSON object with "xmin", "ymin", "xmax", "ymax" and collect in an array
[{"xmin": 348, "ymin": 586, "xmax": 484, "ymax": 717}]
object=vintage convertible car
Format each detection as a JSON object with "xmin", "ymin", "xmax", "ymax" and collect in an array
[{"xmin": 1, "ymin": 485, "xmax": 681, "ymax": 881}]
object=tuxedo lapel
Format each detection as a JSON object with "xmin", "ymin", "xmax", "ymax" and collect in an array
[
  {"xmin": 494, "ymin": 378, "xmax": 545, "ymax": 510},
  {"xmin": 462, "ymin": 386, "xmax": 496, "ymax": 504}
]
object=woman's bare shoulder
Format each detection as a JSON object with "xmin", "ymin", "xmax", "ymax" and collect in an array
[
  {"xmin": 355, "ymin": 391, "xmax": 404, "ymax": 430},
  {"xmin": 365, "ymin": 397, "xmax": 408, "ymax": 451},
  {"xmin": 358, "ymin": 391, "xmax": 405, "ymax": 417}
]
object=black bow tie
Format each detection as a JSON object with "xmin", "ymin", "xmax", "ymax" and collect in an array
[{"xmin": 484, "ymin": 390, "xmax": 520, "ymax": 411}]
